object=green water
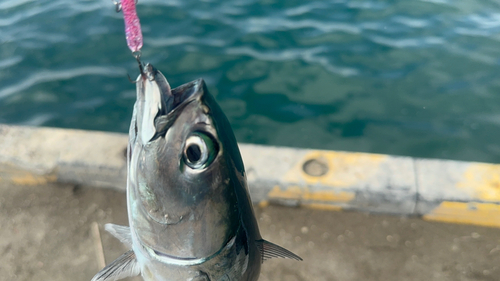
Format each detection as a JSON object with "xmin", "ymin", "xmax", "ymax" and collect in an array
[{"xmin": 2, "ymin": 0, "xmax": 500, "ymax": 162}]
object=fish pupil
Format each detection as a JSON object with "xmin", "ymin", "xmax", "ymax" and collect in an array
[{"xmin": 186, "ymin": 144, "xmax": 202, "ymax": 163}]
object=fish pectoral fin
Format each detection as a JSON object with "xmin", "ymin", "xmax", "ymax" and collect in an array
[
  {"xmin": 91, "ymin": 250, "xmax": 140, "ymax": 281},
  {"xmin": 256, "ymin": 240, "xmax": 303, "ymax": 262},
  {"xmin": 105, "ymin": 224, "xmax": 133, "ymax": 248}
]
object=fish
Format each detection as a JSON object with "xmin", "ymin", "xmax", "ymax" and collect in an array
[{"xmin": 91, "ymin": 63, "xmax": 301, "ymax": 281}]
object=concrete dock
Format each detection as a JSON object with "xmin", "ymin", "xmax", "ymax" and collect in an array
[
  {"xmin": 1, "ymin": 125, "xmax": 500, "ymax": 280},
  {"xmin": 1, "ymin": 182, "xmax": 499, "ymax": 281},
  {"xmin": 1, "ymin": 125, "xmax": 500, "ymax": 228}
]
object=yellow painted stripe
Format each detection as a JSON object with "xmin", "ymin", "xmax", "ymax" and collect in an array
[
  {"xmin": 302, "ymin": 203, "xmax": 343, "ymax": 211},
  {"xmin": 258, "ymin": 200, "xmax": 270, "ymax": 208},
  {"xmin": 423, "ymin": 201, "xmax": 500, "ymax": 228},
  {"xmin": 4, "ymin": 172, "xmax": 57, "ymax": 186},
  {"xmin": 456, "ymin": 163, "xmax": 500, "ymax": 202},
  {"xmin": 283, "ymin": 151, "xmax": 387, "ymax": 187}
]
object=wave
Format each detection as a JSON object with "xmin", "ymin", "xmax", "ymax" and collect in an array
[
  {"xmin": 226, "ymin": 46, "xmax": 359, "ymax": 76},
  {"xmin": 147, "ymin": 36, "xmax": 226, "ymax": 48},
  {"xmin": 0, "ymin": 0, "xmax": 34, "ymax": 10},
  {"xmin": 0, "ymin": 57, "xmax": 23, "ymax": 69},
  {"xmin": 0, "ymin": 66, "xmax": 127, "ymax": 99},
  {"xmin": 370, "ymin": 35, "xmax": 445, "ymax": 48},
  {"xmin": 242, "ymin": 18, "xmax": 361, "ymax": 34}
]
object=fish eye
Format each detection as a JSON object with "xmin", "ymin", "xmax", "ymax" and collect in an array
[{"xmin": 183, "ymin": 132, "xmax": 218, "ymax": 169}]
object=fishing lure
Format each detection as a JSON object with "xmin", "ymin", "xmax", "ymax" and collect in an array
[{"xmin": 114, "ymin": 0, "xmax": 143, "ymax": 58}]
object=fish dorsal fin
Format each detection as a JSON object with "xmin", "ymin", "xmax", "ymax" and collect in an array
[
  {"xmin": 256, "ymin": 240, "xmax": 303, "ymax": 262},
  {"xmin": 91, "ymin": 250, "xmax": 140, "ymax": 281},
  {"xmin": 105, "ymin": 224, "xmax": 132, "ymax": 248}
]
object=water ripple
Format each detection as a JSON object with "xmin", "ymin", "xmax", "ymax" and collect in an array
[
  {"xmin": 244, "ymin": 18, "xmax": 361, "ymax": 34},
  {"xmin": 346, "ymin": 1, "xmax": 387, "ymax": 10},
  {"xmin": 0, "ymin": 56, "xmax": 23, "ymax": 69},
  {"xmin": 148, "ymin": 36, "xmax": 226, "ymax": 47},
  {"xmin": 146, "ymin": 0, "xmax": 182, "ymax": 7},
  {"xmin": 468, "ymin": 13, "xmax": 500, "ymax": 29},
  {"xmin": 226, "ymin": 46, "xmax": 359, "ymax": 76},
  {"xmin": 393, "ymin": 16, "xmax": 430, "ymax": 28},
  {"xmin": 0, "ymin": 4, "xmax": 60, "ymax": 27},
  {"xmin": 0, "ymin": 13, "xmax": 25, "ymax": 27},
  {"xmin": 0, "ymin": 66, "xmax": 127, "ymax": 99},
  {"xmin": 0, "ymin": 0, "xmax": 34, "ymax": 10},
  {"xmin": 420, "ymin": 0, "xmax": 450, "ymax": 5},
  {"xmin": 370, "ymin": 35, "xmax": 445, "ymax": 48},
  {"xmin": 284, "ymin": 2, "xmax": 326, "ymax": 17},
  {"xmin": 455, "ymin": 27, "xmax": 491, "ymax": 37},
  {"xmin": 226, "ymin": 46, "xmax": 323, "ymax": 61}
]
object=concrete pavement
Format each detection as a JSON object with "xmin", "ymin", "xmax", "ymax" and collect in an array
[{"xmin": 1, "ymin": 182, "xmax": 499, "ymax": 281}]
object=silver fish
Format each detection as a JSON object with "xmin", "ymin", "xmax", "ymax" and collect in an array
[{"xmin": 91, "ymin": 64, "xmax": 301, "ymax": 281}]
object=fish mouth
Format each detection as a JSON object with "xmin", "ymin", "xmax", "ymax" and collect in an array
[{"xmin": 138, "ymin": 63, "xmax": 202, "ymax": 142}]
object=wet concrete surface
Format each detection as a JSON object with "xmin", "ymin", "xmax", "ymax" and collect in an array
[{"xmin": 1, "ymin": 182, "xmax": 499, "ymax": 281}]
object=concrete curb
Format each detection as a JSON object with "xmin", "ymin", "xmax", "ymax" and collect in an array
[{"xmin": 1, "ymin": 125, "xmax": 499, "ymax": 228}]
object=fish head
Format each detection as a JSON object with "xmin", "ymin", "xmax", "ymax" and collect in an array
[{"xmin": 127, "ymin": 64, "xmax": 244, "ymax": 260}]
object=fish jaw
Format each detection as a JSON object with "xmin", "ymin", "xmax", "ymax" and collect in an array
[{"xmin": 132, "ymin": 63, "xmax": 170, "ymax": 145}]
